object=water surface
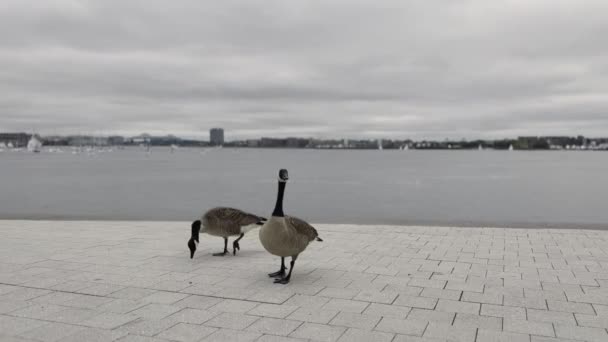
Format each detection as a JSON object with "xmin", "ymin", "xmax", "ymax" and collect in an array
[{"xmin": 1, "ymin": 147, "xmax": 606, "ymax": 228}]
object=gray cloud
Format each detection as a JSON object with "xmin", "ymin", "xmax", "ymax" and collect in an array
[{"xmin": 1, "ymin": 0, "xmax": 607, "ymax": 139}]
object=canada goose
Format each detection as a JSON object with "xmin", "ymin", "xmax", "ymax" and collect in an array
[
  {"xmin": 188, "ymin": 207, "xmax": 266, "ymax": 258},
  {"xmin": 259, "ymin": 169, "xmax": 323, "ymax": 284}
]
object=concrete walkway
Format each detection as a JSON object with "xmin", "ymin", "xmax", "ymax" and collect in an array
[{"xmin": 1, "ymin": 221, "xmax": 607, "ymax": 342}]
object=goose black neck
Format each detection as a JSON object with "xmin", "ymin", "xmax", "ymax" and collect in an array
[
  {"xmin": 191, "ymin": 221, "xmax": 200, "ymax": 242},
  {"xmin": 272, "ymin": 181, "xmax": 286, "ymax": 217}
]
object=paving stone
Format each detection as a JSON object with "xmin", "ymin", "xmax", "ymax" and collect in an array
[
  {"xmin": 173, "ymin": 295, "xmax": 222, "ymax": 310},
  {"xmin": 504, "ymin": 296, "xmax": 547, "ymax": 310},
  {"xmin": 245, "ymin": 317, "xmax": 302, "ymax": 336},
  {"xmin": 318, "ymin": 287, "xmax": 360, "ymax": 299},
  {"xmin": 423, "ymin": 322, "xmax": 477, "ymax": 342},
  {"xmin": 18, "ymin": 322, "xmax": 85, "ymax": 342},
  {"xmin": 461, "ymin": 291, "xmax": 502, "ymax": 305},
  {"xmin": 481, "ymin": 303, "xmax": 526, "ymax": 320},
  {"xmin": 336, "ymin": 327, "xmax": 394, "ymax": 342},
  {"xmin": 284, "ymin": 294, "xmax": 329, "ymax": 309},
  {"xmin": 117, "ymin": 318, "xmax": 179, "ymax": 336},
  {"xmin": 156, "ymin": 322, "xmax": 217, "ymax": 342},
  {"xmin": 374, "ymin": 317, "xmax": 427, "ymax": 335},
  {"xmin": 76, "ymin": 283, "xmax": 125, "ymax": 296},
  {"xmin": 575, "ymin": 313, "xmax": 608, "ymax": 328},
  {"xmin": 477, "ymin": 329, "xmax": 530, "ymax": 342},
  {"xmin": 407, "ymin": 308, "xmax": 455, "ymax": 324},
  {"xmin": 0, "ymin": 315, "xmax": 48, "ymax": 336},
  {"xmin": 139, "ymin": 291, "xmax": 189, "ymax": 304},
  {"xmin": 2, "ymin": 221, "xmax": 608, "ymax": 342},
  {"xmin": 128, "ymin": 303, "xmax": 182, "ymax": 320},
  {"xmin": 393, "ymin": 295, "xmax": 437, "ymax": 309},
  {"xmin": 530, "ymin": 337, "xmax": 578, "ymax": 342},
  {"xmin": 9, "ymin": 304, "xmax": 67, "ymax": 320},
  {"xmin": 286, "ymin": 307, "xmax": 340, "ymax": 324},
  {"xmin": 0, "ymin": 300, "xmax": 31, "ymax": 314},
  {"xmin": 2, "ymin": 288, "xmax": 51, "ymax": 301},
  {"xmin": 201, "ymin": 328, "xmax": 262, "ymax": 341},
  {"xmin": 49, "ymin": 307, "xmax": 100, "ymax": 324},
  {"xmin": 354, "ymin": 290, "xmax": 398, "ymax": 304},
  {"xmin": 391, "ymin": 335, "xmax": 445, "ymax": 342},
  {"xmin": 209, "ymin": 299, "xmax": 259, "ymax": 313},
  {"xmin": 115, "ymin": 335, "xmax": 169, "ymax": 342},
  {"xmin": 257, "ymin": 335, "xmax": 309, "ymax": 342},
  {"xmin": 59, "ymin": 327, "xmax": 129, "ymax": 342},
  {"xmin": 109, "ymin": 288, "xmax": 158, "ymax": 300},
  {"xmin": 452, "ymin": 313, "xmax": 502, "ymax": 331},
  {"xmin": 290, "ymin": 322, "xmax": 347, "ymax": 342},
  {"xmin": 419, "ymin": 288, "xmax": 462, "ymax": 300},
  {"xmin": 329, "ymin": 311, "xmax": 381, "ymax": 330},
  {"xmin": 204, "ymin": 312, "xmax": 259, "ymax": 330},
  {"xmin": 435, "ymin": 299, "xmax": 480, "ymax": 314},
  {"xmin": 322, "ymin": 298, "xmax": 369, "ymax": 313},
  {"xmin": 554, "ymin": 324, "xmax": 608, "ymax": 342},
  {"xmin": 504, "ymin": 318, "xmax": 554, "ymax": 337},
  {"xmin": 248, "ymin": 304, "xmax": 299, "ymax": 319},
  {"xmin": 546, "ymin": 300, "xmax": 595, "ymax": 314},
  {"xmin": 363, "ymin": 303, "xmax": 411, "ymax": 319},
  {"xmin": 165, "ymin": 308, "xmax": 217, "ymax": 324},
  {"xmin": 80, "ymin": 312, "xmax": 139, "ymax": 329},
  {"xmin": 527, "ymin": 309, "xmax": 576, "ymax": 325}
]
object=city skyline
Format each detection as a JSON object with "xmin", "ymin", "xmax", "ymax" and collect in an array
[{"xmin": 1, "ymin": 1, "xmax": 608, "ymax": 139}]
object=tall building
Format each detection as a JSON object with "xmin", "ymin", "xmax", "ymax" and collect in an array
[{"xmin": 210, "ymin": 128, "xmax": 224, "ymax": 146}]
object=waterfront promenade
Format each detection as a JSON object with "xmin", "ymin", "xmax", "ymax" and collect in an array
[{"xmin": 1, "ymin": 221, "xmax": 607, "ymax": 342}]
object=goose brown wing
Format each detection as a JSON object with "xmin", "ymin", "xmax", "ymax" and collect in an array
[
  {"xmin": 205, "ymin": 207, "xmax": 266, "ymax": 226},
  {"xmin": 285, "ymin": 216, "xmax": 319, "ymax": 242}
]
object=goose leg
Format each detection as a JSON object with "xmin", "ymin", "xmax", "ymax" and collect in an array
[
  {"xmin": 274, "ymin": 255, "xmax": 298, "ymax": 284},
  {"xmin": 233, "ymin": 233, "xmax": 244, "ymax": 255},
  {"xmin": 268, "ymin": 257, "xmax": 286, "ymax": 278},
  {"xmin": 213, "ymin": 237, "xmax": 229, "ymax": 256}
]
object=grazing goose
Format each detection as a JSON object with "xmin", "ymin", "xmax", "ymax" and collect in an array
[
  {"xmin": 259, "ymin": 169, "xmax": 323, "ymax": 284},
  {"xmin": 188, "ymin": 207, "xmax": 266, "ymax": 258}
]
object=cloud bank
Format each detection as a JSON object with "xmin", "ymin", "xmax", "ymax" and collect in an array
[{"xmin": 1, "ymin": 0, "xmax": 607, "ymax": 139}]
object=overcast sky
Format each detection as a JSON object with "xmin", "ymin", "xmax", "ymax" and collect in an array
[{"xmin": 1, "ymin": 0, "xmax": 607, "ymax": 140}]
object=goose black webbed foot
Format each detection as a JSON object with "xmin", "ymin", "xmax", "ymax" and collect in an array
[
  {"xmin": 232, "ymin": 241, "xmax": 240, "ymax": 256},
  {"xmin": 273, "ymin": 276, "xmax": 291, "ymax": 284},
  {"xmin": 268, "ymin": 269, "xmax": 286, "ymax": 278},
  {"xmin": 269, "ymin": 257, "xmax": 287, "ymax": 278}
]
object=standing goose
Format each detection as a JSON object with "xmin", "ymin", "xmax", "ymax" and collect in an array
[
  {"xmin": 259, "ymin": 169, "xmax": 323, "ymax": 284},
  {"xmin": 188, "ymin": 207, "xmax": 266, "ymax": 258}
]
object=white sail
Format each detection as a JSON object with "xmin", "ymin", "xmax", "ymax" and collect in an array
[
  {"xmin": 508, "ymin": 144, "xmax": 514, "ymax": 151},
  {"xmin": 27, "ymin": 136, "xmax": 42, "ymax": 153}
]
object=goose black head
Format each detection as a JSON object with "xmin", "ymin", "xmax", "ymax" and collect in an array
[
  {"xmin": 188, "ymin": 220, "xmax": 201, "ymax": 259},
  {"xmin": 279, "ymin": 169, "xmax": 289, "ymax": 182}
]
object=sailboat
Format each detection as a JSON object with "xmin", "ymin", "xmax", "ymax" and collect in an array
[
  {"xmin": 508, "ymin": 144, "xmax": 514, "ymax": 151},
  {"xmin": 478, "ymin": 144, "xmax": 483, "ymax": 150},
  {"xmin": 27, "ymin": 135, "xmax": 42, "ymax": 153},
  {"xmin": 378, "ymin": 139, "xmax": 383, "ymax": 150}
]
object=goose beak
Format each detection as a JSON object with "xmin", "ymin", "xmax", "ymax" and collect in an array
[{"xmin": 188, "ymin": 238, "xmax": 197, "ymax": 259}]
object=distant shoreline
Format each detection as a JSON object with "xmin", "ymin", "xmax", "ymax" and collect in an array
[{"xmin": 2, "ymin": 215, "xmax": 606, "ymax": 230}]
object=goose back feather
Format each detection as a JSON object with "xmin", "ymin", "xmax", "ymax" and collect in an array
[{"xmin": 203, "ymin": 207, "xmax": 266, "ymax": 237}]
